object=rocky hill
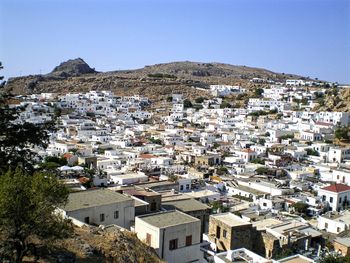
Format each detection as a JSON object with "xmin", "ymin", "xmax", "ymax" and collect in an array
[
  {"xmin": 49, "ymin": 58, "xmax": 96, "ymax": 78},
  {"xmin": 314, "ymin": 88, "xmax": 350, "ymax": 112},
  {"xmin": 4, "ymin": 59, "xmax": 310, "ymax": 102},
  {"xmin": 24, "ymin": 225, "xmax": 163, "ymax": 263}
]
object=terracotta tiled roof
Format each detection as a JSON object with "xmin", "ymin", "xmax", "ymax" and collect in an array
[
  {"xmin": 139, "ymin": 153, "xmax": 155, "ymax": 159},
  {"xmin": 315, "ymin": 121, "xmax": 332, "ymax": 126},
  {"xmin": 322, "ymin": 184, "xmax": 350, "ymax": 193},
  {"xmin": 63, "ymin": 153, "xmax": 73, "ymax": 159}
]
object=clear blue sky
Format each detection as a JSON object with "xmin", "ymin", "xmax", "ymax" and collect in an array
[{"xmin": 1, "ymin": 0, "xmax": 349, "ymax": 83}]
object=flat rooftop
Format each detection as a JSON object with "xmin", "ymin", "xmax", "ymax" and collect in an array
[
  {"xmin": 278, "ymin": 254, "xmax": 314, "ymax": 263},
  {"xmin": 113, "ymin": 173, "xmax": 148, "ymax": 179},
  {"xmin": 63, "ymin": 189, "xmax": 132, "ymax": 212},
  {"xmin": 162, "ymin": 198, "xmax": 210, "ymax": 212},
  {"xmin": 137, "ymin": 210, "xmax": 199, "ymax": 228},
  {"xmin": 211, "ymin": 213, "xmax": 251, "ymax": 227},
  {"xmin": 234, "ymin": 185, "xmax": 266, "ymax": 195},
  {"xmin": 252, "ymin": 218, "xmax": 283, "ymax": 231},
  {"xmin": 335, "ymin": 237, "xmax": 350, "ymax": 247}
]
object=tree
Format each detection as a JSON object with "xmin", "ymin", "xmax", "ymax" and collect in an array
[
  {"xmin": 335, "ymin": 126, "xmax": 350, "ymax": 141},
  {"xmin": 323, "ymin": 255, "xmax": 350, "ymax": 263},
  {"xmin": 258, "ymin": 138, "xmax": 266, "ymax": 145},
  {"xmin": 255, "ymin": 167, "xmax": 269, "ymax": 174},
  {"xmin": 216, "ymin": 166, "xmax": 228, "ymax": 175},
  {"xmin": 250, "ymin": 158, "xmax": 265, "ymax": 165},
  {"xmin": 0, "ymin": 62, "xmax": 5, "ymax": 88},
  {"xmin": 0, "ymin": 90, "xmax": 55, "ymax": 173},
  {"xmin": 254, "ymin": 88, "xmax": 264, "ymax": 98},
  {"xmin": 306, "ymin": 148, "xmax": 319, "ymax": 156},
  {"xmin": 291, "ymin": 201, "xmax": 309, "ymax": 214},
  {"xmin": 44, "ymin": 156, "xmax": 68, "ymax": 166},
  {"xmin": 183, "ymin": 99, "xmax": 193, "ymax": 108},
  {"xmin": 0, "ymin": 168, "xmax": 72, "ymax": 262},
  {"xmin": 195, "ymin": 97, "xmax": 205, "ymax": 104},
  {"xmin": 220, "ymin": 101, "xmax": 232, "ymax": 109}
]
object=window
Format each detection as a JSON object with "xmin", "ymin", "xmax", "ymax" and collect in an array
[
  {"xmin": 322, "ymin": 195, "xmax": 326, "ymax": 201},
  {"xmin": 180, "ymin": 185, "xmax": 184, "ymax": 191},
  {"xmin": 223, "ymin": 230, "xmax": 227, "ymax": 238},
  {"xmin": 216, "ymin": 226, "xmax": 221, "ymax": 238},
  {"xmin": 337, "ymin": 227, "xmax": 341, "ymax": 233},
  {"xmin": 330, "ymin": 197, "xmax": 333, "ymax": 203},
  {"xmin": 263, "ymin": 202, "xmax": 267, "ymax": 207},
  {"xmin": 84, "ymin": 217, "xmax": 90, "ymax": 224},
  {"xmin": 340, "ymin": 198, "xmax": 342, "ymax": 204},
  {"xmin": 146, "ymin": 233, "xmax": 151, "ymax": 245},
  {"xmin": 186, "ymin": 235, "xmax": 192, "ymax": 246},
  {"xmin": 325, "ymin": 223, "xmax": 328, "ymax": 229},
  {"xmin": 100, "ymin": 213, "xmax": 105, "ymax": 222},
  {"xmin": 114, "ymin": 211, "xmax": 119, "ymax": 219},
  {"xmin": 186, "ymin": 184, "xmax": 190, "ymax": 190},
  {"xmin": 169, "ymin": 239, "xmax": 178, "ymax": 250}
]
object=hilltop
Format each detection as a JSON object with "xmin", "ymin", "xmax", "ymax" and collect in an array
[
  {"xmin": 5, "ymin": 59, "xmax": 310, "ymax": 102},
  {"xmin": 23, "ymin": 225, "xmax": 163, "ymax": 263}
]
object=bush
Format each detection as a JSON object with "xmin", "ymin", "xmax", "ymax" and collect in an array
[
  {"xmin": 148, "ymin": 73, "xmax": 177, "ymax": 79},
  {"xmin": 216, "ymin": 166, "xmax": 228, "ymax": 175},
  {"xmin": 220, "ymin": 101, "xmax": 232, "ymax": 109},
  {"xmin": 306, "ymin": 148, "xmax": 319, "ymax": 156},
  {"xmin": 335, "ymin": 126, "xmax": 350, "ymax": 141},
  {"xmin": 279, "ymin": 134, "xmax": 294, "ymax": 140},
  {"xmin": 44, "ymin": 156, "xmax": 67, "ymax": 166},
  {"xmin": 250, "ymin": 158, "xmax": 265, "ymax": 165},
  {"xmin": 183, "ymin": 99, "xmax": 193, "ymax": 108},
  {"xmin": 254, "ymin": 88, "xmax": 264, "ymax": 98},
  {"xmin": 291, "ymin": 201, "xmax": 309, "ymax": 214},
  {"xmin": 255, "ymin": 167, "xmax": 269, "ymax": 174},
  {"xmin": 195, "ymin": 97, "xmax": 206, "ymax": 104},
  {"xmin": 149, "ymin": 137, "xmax": 162, "ymax": 145}
]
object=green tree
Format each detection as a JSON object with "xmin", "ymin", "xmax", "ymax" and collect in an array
[
  {"xmin": 250, "ymin": 158, "xmax": 265, "ymax": 165},
  {"xmin": 183, "ymin": 99, "xmax": 193, "ymax": 108},
  {"xmin": 258, "ymin": 138, "xmax": 266, "ymax": 145},
  {"xmin": 0, "ymin": 95, "xmax": 55, "ymax": 173},
  {"xmin": 0, "ymin": 168, "xmax": 72, "ymax": 262},
  {"xmin": 44, "ymin": 156, "xmax": 68, "ymax": 166},
  {"xmin": 195, "ymin": 97, "xmax": 205, "ymax": 104},
  {"xmin": 291, "ymin": 201, "xmax": 309, "ymax": 214},
  {"xmin": 323, "ymin": 255, "xmax": 350, "ymax": 263},
  {"xmin": 335, "ymin": 126, "xmax": 350, "ymax": 141},
  {"xmin": 220, "ymin": 101, "xmax": 232, "ymax": 109},
  {"xmin": 255, "ymin": 167, "xmax": 269, "ymax": 174},
  {"xmin": 254, "ymin": 88, "xmax": 264, "ymax": 98},
  {"xmin": 306, "ymin": 148, "xmax": 319, "ymax": 156},
  {"xmin": 0, "ymin": 62, "xmax": 5, "ymax": 88}
]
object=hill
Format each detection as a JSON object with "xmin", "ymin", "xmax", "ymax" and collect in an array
[
  {"xmin": 4, "ymin": 59, "xmax": 310, "ymax": 102},
  {"xmin": 23, "ymin": 225, "xmax": 163, "ymax": 263}
]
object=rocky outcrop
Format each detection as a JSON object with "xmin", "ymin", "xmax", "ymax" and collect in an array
[{"xmin": 49, "ymin": 58, "xmax": 96, "ymax": 78}]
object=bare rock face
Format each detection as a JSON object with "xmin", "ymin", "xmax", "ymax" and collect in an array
[{"xmin": 49, "ymin": 58, "xmax": 96, "ymax": 78}]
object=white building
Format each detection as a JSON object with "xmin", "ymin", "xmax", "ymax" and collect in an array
[
  {"xmin": 60, "ymin": 189, "xmax": 135, "ymax": 229},
  {"xmin": 318, "ymin": 184, "xmax": 350, "ymax": 212},
  {"xmin": 317, "ymin": 211, "xmax": 350, "ymax": 234},
  {"xmin": 135, "ymin": 210, "xmax": 201, "ymax": 263}
]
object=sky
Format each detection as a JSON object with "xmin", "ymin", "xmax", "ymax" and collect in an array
[{"xmin": 0, "ymin": 0, "xmax": 349, "ymax": 83}]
